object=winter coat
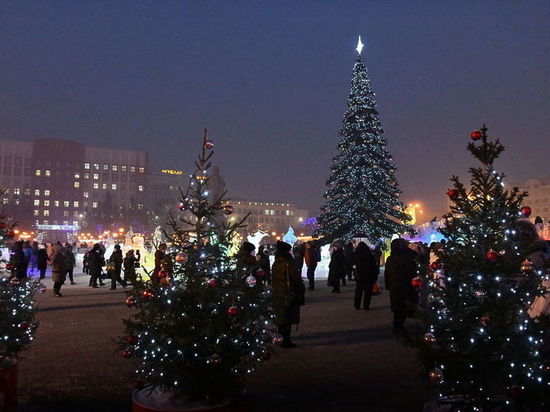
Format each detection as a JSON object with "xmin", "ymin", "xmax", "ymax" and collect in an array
[
  {"xmin": 328, "ymin": 248, "xmax": 346, "ymax": 284},
  {"xmin": 123, "ymin": 254, "xmax": 139, "ymax": 280},
  {"xmin": 9, "ymin": 247, "xmax": 26, "ymax": 279},
  {"xmin": 384, "ymin": 250, "xmax": 417, "ymax": 313},
  {"xmin": 87, "ymin": 249, "xmax": 104, "ymax": 277},
  {"xmin": 51, "ymin": 249, "xmax": 67, "ymax": 282},
  {"xmin": 109, "ymin": 249, "xmax": 123, "ymax": 272},
  {"xmin": 353, "ymin": 244, "xmax": 379, "ymax": 282},
  {"xmin": 37, "ymin": 249, "xmax": 48, "ymax": 270},
  {"xmin": 304, "ymin": 245, "xmax": 319, "ymax": 267},
  {"xmin": 153, "ymin": 250, "xmax": 171, "ymax": 278},
  {"xmin": 64, "ymin": 252, "xmax": 76, "ymax": 270},
  {"xmin": 271, "ymin": 253, "xmax": 304, "ymax": 326},
  {"xmin": 524, "ymin": 240, "xmax": 550, "ymax": 270}
]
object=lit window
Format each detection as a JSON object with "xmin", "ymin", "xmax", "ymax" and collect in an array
[
  {"xmin": 13, "ymin": 188, "xmax": 20, "ymax": 195},
  {"xmin": 14, "ymin": 199, "xmax": 20, "ymax": 205},
  {"xmin": 33, "ymin": 210, "xmax": 39, "ymax": 216},
  {"xmin": 63, "ymin": 211, "xmax": 69, "ymax": 217},
  {"xmin": 54, "ymin": 200, "xmax": 60, "ymax": 207},
  {"xmin": 270, "ymin": 210, "xmax": 275, "ymax": 215},
  {"xmin": 33, "ymin": 199, "xmax": 40, "ymax": 206},
  {"xmin": 73, "ymin": 201, "xmax": 79, "ymax": 207},
  {"xmin": 74, "ymin": 173, "xmax": 80, "ymax": 179},
  {"xmin": 112, "ymin": 184, "xmax": 117, "ymax": 190},
  {"xmin": 73, "ymin": 211, "xmax": 78, "ymax": 217},
  {"xmin": 112, "ymin": 165, "xmax": 118, "ymax": 171},
  {"xmin": 43, "ymin": 220, "xmax": 49, "ymax": 225},
  {"xmin": 285, "ymin": 210, "xmax": 291, "ymax": 216},
  {"xmin": 74, "ymin": 181, "xmax": 80, "ymax": 188},
  {"xmin": 138, "ymin": 185, "xmax": 143, "ymax": 192},
  {"xmin": 44, "ymin": 210, "xmax": 49, "ymax": 216},
  {"xmin": 63, "ymin": 201, "xmax": 69, "ymax": 207},
  {"xmin": 93, "ymin": 173, "xmax": 99, "ymax": 180},
  {"xmin": 102, "ymin": 183, "xmax": 107, "ymax": 190},
  {"xmin": 103, "ymin": 164, "xmax": 109, "ymax": 171},
  {"xmin": 34, "ymin": 189, "xmax": 40, "ymax": 196},
  {"xmin": 73, "ymin": 220, "xmax": 78, "ymax": 226},
  {"xmin": 139, "ymin": 167, "xmax": 145, "ymax": 173},
  {"xmin": 137, "ymin": 203, "xmax": 144, "ymax": 210},
  {"xmin": 23, "ymin": 189, "xmax": 30, "ymax": 196},
  {"xmin": 44, "ymin": 200, "xmax": 50, "ymax": 207},
  {"xmin": 93, "ymin": 163, "xmax": 99, "ymax": 170},
  {"xmin": 63, "ymin": 220, "xmax": 68, "ymax": 226},
  {"xmin": 92, "ymin": 202, "xmax": 98, "ymax": 209},
  {"xmin": 130, "ymin": 166, "xmax": 136, "ymax": 173},
  {"xmin": 93, "ymin": 183, "xmax": 99, "ymax": 189},
  {"xmin": 264, "ymin": 210, "xmax": 270, "ymax": 215},
  {"xmin": 35, "ymin": 169, "xmax": 41, "ymax": 176},
  {"xmin": 84, "ymin": 173, "xmax": 89, "ymax": 179},
  {"xmin": 84, "ymin": 163, "xmax": 90, "ymax": 170},
  {"xmin": 45, "ymin": 170, "xmax": 51, "ymax": 177},
  {"xmin": 121, "ymin": 165, "xmax": 127, "ymax": 172},
  {"xmin": 44, "ymin": 190, "xmax": 50, "ymax": 197},
  {"xmin": 83, "ymin": 192, "xmax": 89, "ymax": 198},
  {"xmin": 2, "ymin": 198, "xmax": 8, "ymax": 205}
]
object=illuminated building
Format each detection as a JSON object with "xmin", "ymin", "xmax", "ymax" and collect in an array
[{"xmin": 0, "ymin": 138, "xmax": 147, "ymax": 235}]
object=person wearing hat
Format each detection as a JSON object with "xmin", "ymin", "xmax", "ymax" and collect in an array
[
  {"xmin": 271, "ymin": 240, "xmax": 305, "ymax": 348},
  {"xmin": 108, "ymin": 244, "xmax": 127, "ymax": 290}
]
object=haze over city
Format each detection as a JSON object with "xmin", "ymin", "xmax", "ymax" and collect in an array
[{"xmin": 2, "ymin": 1, "xmax": 549, "ymax": 219}]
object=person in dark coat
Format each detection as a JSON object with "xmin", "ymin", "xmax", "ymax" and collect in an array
[
  {"xmin": 108, "ymin": 244, "xmax": 126, "ymax": 290},
  {"xmin": 64, "ymin": 245, "xmax": 76, "ymax": 285},
  {"xmin": 292, "ymin": 241, "xmax": 305, "ymax": 278},
  {"xmin": 152, "ymin": 243, "xmax": 171, "ymax": 286},
  {"xmin": 304, "ymin": 241, "xmax": 319, "ymax": 290},
  {"xmin": 353, "ymin": 242, "xmax": 379, "ymax": 310},
  {"xmin": 343, "ymin": 242, "xmax": 355, "ymax": 282},
  {"xmin": 384, "ymin": 238, "xmax": 417, "ymax": 333},
  {"xmin": 271, "ymin": 241, "xmax": 305, "ymax": 348},
  {"xmin": 51, "ymin": 244, "xmax": 67, "ymax": 297},
  {"xmin": 9, "ymin": 241, "xmax": 27, "ymax": 281},
  {"xmin": 37, "ymin": 244, "xmax": 49, "ymax": 280},
  {"xmin": 123, "ymin": 249, "xmax": 140, "ymax": 283},
  {"xmin": 328, "ymin": 243, "xmax": 346, "ymax": 293},
  {"xmin": 87, "ymin": 243, "xmax": 104, "ymax": 288},
  {"xmin": 256, "ymin": 245, "xmax": 271, "ymax": 285}
]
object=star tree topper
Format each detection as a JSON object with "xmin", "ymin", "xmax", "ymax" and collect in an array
[{"xmin": 356, "ymin": 35, "xmax": 364, "ymax": 55}]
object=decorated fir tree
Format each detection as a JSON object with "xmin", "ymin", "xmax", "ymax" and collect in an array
[
  {"xmin": 419, "ymin": 126, "xmax": 549, "ymax": 410},
  {"xmin": 0, "ymin": 210, "xmax": 39, "ymax": 361},
  {"xmin": 316, "ymin": 37, "xmax": 411, "ymax": 244},
  {"xmin": 119, "ymin": 131, "xmax": 275, "ymax": 405}
]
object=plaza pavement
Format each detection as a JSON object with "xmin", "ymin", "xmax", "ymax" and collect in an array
[{"xmin": 16, "ymin": 269, "xmax": 434, "ymax": 411}]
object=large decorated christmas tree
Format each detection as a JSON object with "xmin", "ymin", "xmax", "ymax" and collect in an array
[
  {"xmin": 316, "ymin": 37, "xmax": 411, "ymax": 244},
  {"xmin": 119, "ymin": 132, "xmax": 276, "ymax": 405},
  {"xmin": 0, "ymin": 210, "xmax": 39, "ymax": 360},
  {"xmin": 419, "ymin": 126, "xmax": 549, "ymax": 410}
]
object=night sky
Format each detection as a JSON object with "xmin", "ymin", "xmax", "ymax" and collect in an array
[{"xmin": 1, "ymin": 1, "xmax": 549, "ymax": 221}]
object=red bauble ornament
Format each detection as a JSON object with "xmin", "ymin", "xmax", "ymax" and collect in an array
[
  {"xmin": 222, "ymin": 204, "xmax": 234, "ymax": 215},
  {"xmin": 157, "ymin": 269, "xmax": 168, "ymax": 279},
  {"xmin": 125, "ymin": 296, "xmax": 137, "ymax": 307},
  {"xmin": 470, "ymin": 130, "xmax": 482, "ymax": 141},
  {"xmin": 411, "ymin": 276, "xmax": 422, "ymax": 289},
  {"xmin": 227, "ymin": 306, "xmax": 239, "ymax": 317},
  {"xmin": 178, "ymin": 202, "xmax": 187, "ymax": 211},
  {"xmin": 204, "ymin": 139, "xmax": 214, "ymax": 150},
  {"xmin": 7, "ymin": 231, "xmax": 15, "ymax": 238},
  {"xmin": 256, "ymin": 268, "xmax": 265, "ymax": 277},
  {"xmin": 480, "ymin": 316, "xmax": 490, "ymax": 326},
  {"xmin": 6, "ymin": 263, "xmax": 14, "ymax": 270},
  {"xmin": 122, "ymin": 350, "xmax": 132, "ymax": 359},
  {"xmin": 19, "ymin": 322, "xmax": 30, "ymax": 329},
  {"xmin": 486, "ymin": 250, "xmax": 499, "ymax": 262},
  {"xmin": 0, "ymin": 223, "xmax": 7, "ymax": 229},
  {"xmin": 126, "ymin": 335, "xmax": 138, "ymax": 345},
  {"xmin": 133, "ymin": 380, "xmax": 145, "ymax": 390},
  {"xmin": 175, "ymin": 252, "xmax": 188, "ymax": 263},
  {"xmin": 429, "ymin": 261, "xmax": 442, "ymax": 271},
  {"xmin": 520, "ymin": 206, "xmax": 532, "ymax": 217},
  {"xmin": 143, "ymin": 289, "xmax": 154, "ymax": 299},
  {"xmin": 447, "ymin": 188, "xmax": 459, "ymax": 201},
  {"xmin": 207, "ymin": 278, "xmax": 217, "ymax": 288}
]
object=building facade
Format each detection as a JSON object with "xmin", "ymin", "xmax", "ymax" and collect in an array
[
  {"xmin": 518, "ymin": 178, "xmax": 550, "ymax": 220},
  {"xmin": 0, "ymin": 139, "xmax": 147, "ymax": 232}
]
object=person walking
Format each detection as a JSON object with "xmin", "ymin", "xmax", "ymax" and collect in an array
[
  {"xmin": 304, "ymin": 241, "xmax": 318, "ymax": 291},
  {"xmin": 9, "ymin": 241, "xmax": 26, "ymax": 281},
  {"xmin": 87, "ymin": 243, "xmax": 104, "ymax": 288},
  {"xmin": 123, "ymin": 249, "xmax": 140, "ymax": 283},
  {"xmin": 51, "ymin": 244, "xmax": 67, "ymax": 297},
  {"xmin": 22, "ymin": 241, "xmax": 32, "ymax": 277},
  {"xmin": 353, "ymin": 242, "xmax": 379, "ymax": 310},
  {"xmin": 293, "ymin": 241, "xmax": 305, "ymax": 278},
  {"xmin": 384, "ymin": 238, "xmax": 417, "ymax": 334},
  {"xmin": 108, "ymin": 244, "xmax": 126, "ymax": 290},
  {"xmin": 271, "ymin": 241, "xmax": 305, "ymax": 348},
  {"xmin": 152, "ymin": 243, "xmax": 171, "ymax": 286},
  {"xmin": 328, "ymin": 243, "xmax": 346, "ymax": 293},
  {"xmin": 343, "ymin": 242, "xmax": 355, "ymax": 282},
  {"xmin": 37, "ymin": 244, "xmax": 49, "ymax": 280},
  {"xmin": 256, "ymin": 245, "xmax": 271, "ymax": 285},
  {"xmin": 64, "ymin": 245, "xmax": 76, "ymax": 285}
]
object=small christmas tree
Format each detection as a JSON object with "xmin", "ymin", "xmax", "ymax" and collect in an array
[
  {"xmin": 316, "ymin": 37, "xmax": 411, "ymax": 244},
  {"xmin": 119, "ymin": 131, "xmax": 275, "ymax": 405},
  {"xmin": 0, "ymin": 210, "xmax": 39, "ymax": 361},
  {"xmin": 419, "ymin": 126, "xmax": 549, "ymax": 410}
]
